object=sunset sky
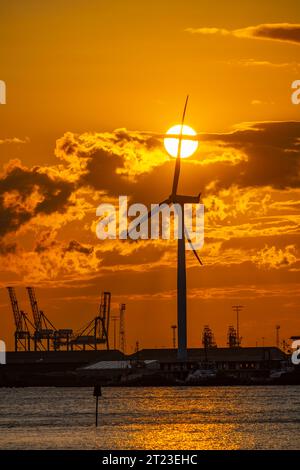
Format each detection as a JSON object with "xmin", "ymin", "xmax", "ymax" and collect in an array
[{"xmin": 0, "ymin": 0, "xmax": 300, "ymax": 351}]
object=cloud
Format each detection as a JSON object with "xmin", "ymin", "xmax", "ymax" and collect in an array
[
  {"xmin": 253, "ymin": 245, "xmax": 297, "ymax": 269},
  {"xmin": 55, "ymin": 128, "xmax": 164, "ymax": 180},
  {"xmin": 195, "ymin": 121, "xmax": 300, "ymax": 191},
  {"xmin": 251, "ymin": 99, "xmax": 275, "ymax": 106},
  {"xmin": 186, "ymin": 23, "xmax": 300, "ymax": 45},
  {"xmin": 0, "ymin": 160, "xmax": 74, "ymax": 237},
  {"xmin": 57, "ymin": 121, "xmax": 300, "ymax": 202},
  {"xmin": 65, "ymin": 240, "xmax": 94, "ymax": 255},
  {"xmin": 0, "ymin": 137, "xmax": 29, "ymax": 145},
  {"xmin": 186, "ymin": 27, "xmax": 230, "ymax": 36},
  {"xmin": 225, "ymin": 59, "xmax": 299, "ymax": 68},
  {"xmin": 0, "ymin": 123, "xmax": 299, "ymax": 283},
  {"xmin": 235, "ymin": 23, "xmax": 300, "ymax": 44},
  {"xmin": 0, "ymin": 241, "xmax": 17, "ymax": 255}
]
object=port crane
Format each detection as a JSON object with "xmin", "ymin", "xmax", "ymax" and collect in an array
[
  {"xmin": 70, "ymin": 291, "xmax": 111, "ymax": 350},
  {"xmin": 7, "ymin": 287, "xmax": 33, "ymax": 351},
  {"xmin": 26, "ymin": 287, "xmax": 56, "ymax": 351},
  {"xmin": 26, "ymin": 287, "xmax": 73, "ymax": 351}
]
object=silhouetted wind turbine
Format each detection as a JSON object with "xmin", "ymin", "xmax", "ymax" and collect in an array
[{"xmin": 128, "ymin": 96, "xmax": 202, "ymax": 361}]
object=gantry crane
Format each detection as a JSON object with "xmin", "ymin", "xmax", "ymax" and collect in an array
[
  {"xmin": 26, "ymin": 287, "xmax": 56, "ymax": 351},
  {"xmin": 26, "ymin": 286, "xmax": 73, "ymax": 351},
  {"xmin": 70, "ymin": 291, "xmax": 111, "ymax": 350},
  {"xmin": 7, "ymin": 287, "xmax": 33, "ymax": 351}
]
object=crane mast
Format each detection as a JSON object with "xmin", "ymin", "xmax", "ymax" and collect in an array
[
  {"xmin": 7, "ymin": 286, "xmax": 22, "ymax": 331},
  {"xmin": 99, "ymin": 291, "xmax": 111, "ymax": 345},
  {"xmin": 26, "ymin": 287, "xmax": 42, "ymax": 332},
  {"xmin": 7, "ymin": 287, "xmax": 32, "ymax": 351},
  {"xmin": 70, "ymin": 291, "xmax": 111, "ymax": 350},
  {"xmin": 26, "ymin": 286, "xmax": 56, "ymax": 351}
]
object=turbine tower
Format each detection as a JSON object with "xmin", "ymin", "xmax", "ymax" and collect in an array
[{"xmin": 128, "ymin": 96, "xmax": 202, "ymax": 360}]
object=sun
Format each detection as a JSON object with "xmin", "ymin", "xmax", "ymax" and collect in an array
[{"xmin": 164, "ymin": 124, "xmax": 198, "ymax": 158}]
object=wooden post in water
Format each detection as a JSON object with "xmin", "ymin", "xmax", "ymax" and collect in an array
[{"xmin": 93, "ymin": 384, "xmax": 102, "ymax": 427}]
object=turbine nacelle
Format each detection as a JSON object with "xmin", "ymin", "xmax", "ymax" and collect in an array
[{"xmin": 169, "ymin": 193, "xmax": 201, "ymax": 205}]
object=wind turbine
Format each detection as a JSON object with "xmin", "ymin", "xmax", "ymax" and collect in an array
[{"xmin": 129, "ymin": 96, "xmax": 202, "ymax": 361}]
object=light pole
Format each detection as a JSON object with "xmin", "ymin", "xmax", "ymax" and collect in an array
[
  {"xmin": 111, "ymin": 316, "xmax": 118, "ymax": 350},
  {"xmin": 232, "ymin": 305, "xmax": 244, "ymax": 347},
  {"xmin": 276, "ymin": 325, "xmax": 280, "ymax": 348}
]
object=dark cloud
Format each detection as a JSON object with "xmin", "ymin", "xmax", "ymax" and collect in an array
[
  {"xmin": 59, "ymin": 122, "xmax": 300, "ymax": 208},
  {"xmin": 186, "ymin": 23, "xmax": 300, "ymax": 45},
  {"xmin": 1, "ymin": 122, "xmax": 299, "ymax": 243},
  {"xmin": 113, "ymin": 129, "xmax": 160, "ymax": 149},
  {"xmin": 34, "ymin": 231, "xmax": 94, "ymax": 257},
  {"xmin": 0, "ymin": 163, "xmax": 74, "ymax": 237},
  {"xmin": 34, "ymin": 230, "xmax": 58, "ymax": 253},
  {"xmin": 0, "ymin": 241, "xmax": 17, "ymax": 255},
  {"xmin": 66, "ymin": 240, "xmax": 94, "ymax": 255},
  {"xmin": 82, "ymin": 121, "xmax": 300, "ymax": 201},
  {"xmin": 81, "ymin": 148, "xmax": 176, "ymax": 207},
  {"xmin": 190, "ymin": 121, "xmax": 300, "ymax": 192},
  {"xmin": 248, "ymin": 23, "xmax": 300, "ymax": 44},
  {"xmin": 99, "ymin": 244, "xmax": 166, "ymax": 267},
  {"xmin": 80, "ymin": 148, "xmax": 129, "ymax": 194}
]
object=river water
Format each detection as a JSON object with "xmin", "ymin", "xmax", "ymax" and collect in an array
[{"xmin": 0, "ymin": 386, "xmax": 299, "ymax": 449}]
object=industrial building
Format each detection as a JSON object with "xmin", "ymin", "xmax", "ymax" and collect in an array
[
  {"xmin": 128, "ymin": 347, "xmax": 288, "ymax": 379},
  {"xmin": 0, "ymin": 345, "xmax": 293, "ymax": 387}
]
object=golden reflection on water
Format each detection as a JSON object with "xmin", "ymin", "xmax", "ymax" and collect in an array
[
  {"xmin": 102, "ymin": 423, "xmax": 247, "ymax": 450},
  {"xmin": 94, "ymin": 386, "xmax": 257, "ymax": 449},
  {"xmin": 0, "ymin": 386, "xmax": 298, "ymax": 449}
]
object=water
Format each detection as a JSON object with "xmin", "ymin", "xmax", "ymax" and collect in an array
[{"xmin": 0, "ymin": 386, "xmax": 299, "ymax": 449}]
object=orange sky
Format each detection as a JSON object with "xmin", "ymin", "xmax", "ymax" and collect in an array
[{"xmin": 0, "ymin": 0, "xmax": 300, "ymax": 351}]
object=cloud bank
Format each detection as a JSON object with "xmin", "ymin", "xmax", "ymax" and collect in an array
[
  {"xmin": 0, "ymin": 121, "xmax": 299, "ymax": 283},
  {"xmin": 186, "ymin": 23, "xmax": 300, "ymax": 45}
]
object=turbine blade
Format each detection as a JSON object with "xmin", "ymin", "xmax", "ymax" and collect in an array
[
  {"xmin": 171, "ymin": 158, "xmax": 181, "ymax": 197},
  {"xmin": 184, "ymin": 226, "xmax": 203, "ymax": 266},
  {"xmin": 181, "ymin": 94, "xmax": 189, "ymax": 124},
  {"xmin": 124, "ymin": 198, "xmax": 170, "ymax": 239},
  {"xmin": 171, "ymin": 95, "xmax": 189, "ymax": 196}
]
